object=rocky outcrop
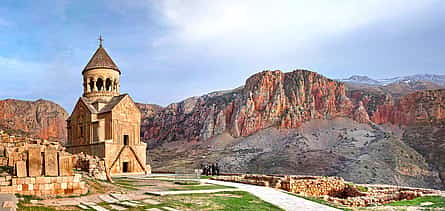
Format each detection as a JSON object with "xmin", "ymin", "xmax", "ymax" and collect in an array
[
  {"xmin": 142, "ymin": 70, "xmax": 354, "ymax": 146},
  {"xmin": 0, "ymin": 99, "xmax": 68, "ymax": 143},
  {"xmin": 136, "ymin": 103, "xmax": 163, "ymax": 119},
  {"xmin": 141, "ymin": 70, "xmax": 445, "ymax": 146},
  {"xmin": 351, "ymin": 89, "xmax": 445, "ymax": 125}
]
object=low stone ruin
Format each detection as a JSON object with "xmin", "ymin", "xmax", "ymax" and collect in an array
[
  {"xmin": 0, "ymin": 130, "xmax": 88, "ymax": 196},
  {"xmin": 74, "ymin": 152, "xmax": 109, "ymax": 181},
  {"xmin": 212, "ymin": 174, "xmax": 441, "ymax": 207}
]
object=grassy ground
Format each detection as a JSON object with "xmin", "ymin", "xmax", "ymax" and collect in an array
[
  {"xmin": 167, "ymin": 184, "xmax": 235, "ymax": 191},
  {"xmin": 113, "ymin": 178, "xmax": 155, "ymax": 190},
  {"xmin": 98, "ymin": 191, "xmax": 283, "ymax": 211},
  {"xmin": 385, "ymin": 196, "xmax": 445, "ymax": 208},
  {"xmin": 207, "ymin": 191, "xmax": 283, "ymax": 211},
  {"xmin": 173, "ymin": 180, "xmax": 201, "ymax": 185}
]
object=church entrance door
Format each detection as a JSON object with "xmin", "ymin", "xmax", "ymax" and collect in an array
[{"xmin": 123, "ymin": 162, "xmax": 129, "ymax": 173}]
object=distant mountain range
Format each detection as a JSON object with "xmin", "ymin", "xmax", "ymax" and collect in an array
[{"xmin": 340, "ymin": 74, "xmax": 445, "ymax": 86}]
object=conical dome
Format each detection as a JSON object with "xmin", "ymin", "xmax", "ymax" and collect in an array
[
  {"xmin": 82, "ymin": 45, "xmax": 120, "ymax": 74},
  {"xmin": 82, "ymin": 40, "xmax": 121, "ymax": 103}
]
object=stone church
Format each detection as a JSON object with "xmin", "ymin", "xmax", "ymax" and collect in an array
[{"xmin": 66, "ymin": 38, "xmax": 149, "ymax": 175}]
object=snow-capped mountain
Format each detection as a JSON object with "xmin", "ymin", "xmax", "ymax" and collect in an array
[
  {"xmin": 341, "ymin": 75, "xmax": 382, "ymax": 85},
  {"xmin": 340, "ymin": 74, "xmax": 445, "ymax": 86}
]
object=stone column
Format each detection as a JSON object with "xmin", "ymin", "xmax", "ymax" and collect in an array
[
  {"xmin": 28, "ymin": 146, "xmax": 42, "ymax": 177},
  {"xmin": 92, "ymin": 79, "xmax": 97, "ymax": 92}
]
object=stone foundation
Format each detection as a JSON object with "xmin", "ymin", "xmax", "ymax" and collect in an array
[
  {"xmin": 212, "ymin": 174, "xmax": 441, "ymax": 207},
  {"xmin": 74, "ymin": 152, "xmax": 107, "ymax": 180},
  {"xmin": 213, "ymin": 175, "xmax": 347, "ymax": 197},
  {"xmin": 0, "ymin": 174, "xmax": 87, "ymax": 197}
]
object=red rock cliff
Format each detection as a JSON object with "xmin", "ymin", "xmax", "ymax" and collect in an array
[
  {"xmin": 0, "ymin": 99, "xmax": 68, "ymax": 142},
  {"xmin": 141, "ymin": 70, "xmax": 354, "ymax": 146},
  {"xmin": 372, "ymin": 89, "xmax": 445, "ymax": 125}
]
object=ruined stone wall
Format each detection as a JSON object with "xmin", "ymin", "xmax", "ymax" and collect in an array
[
  {"xmin": 0, "ymin": 130, "xmax": 89, "ymax": 197},
  {"xmin": 0, "ymin": 174, "xmax": 87, "ymax": 197},
  {"xmin": 212, "ymin": 174, "xmax": 441, "ymax": 207},
  {"xmin": 74, "ymin": 152, "xmax": 107, "ymax": 180},
  {"xmin": 213, "ymin": 174, "xmax": 347, "ymax": 197}
]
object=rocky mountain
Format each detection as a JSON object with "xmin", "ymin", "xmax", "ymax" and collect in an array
[
  {"xmin": 341, "ymin": 74, "xmax": 445, "ymax": 86},
  {"xmin": 140, "ymin": 70, "xmax": 445, "ymax": 189},
  {"xmin": 142, "ymin": 70, "xmax": 355, "ymax": 148},
  {"xmin": 135, "ymin": 103, "xmax": 163, "ymax": 119},
  {"xmin": 0, "ymin": 99, "xmax": 68, "ymax": 142}
]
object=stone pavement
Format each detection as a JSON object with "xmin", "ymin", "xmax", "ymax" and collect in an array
[
  {"xmin": 202, "ymin": 179, "xmax": 340, "ymax": 211},
  {"xmin": 0, "ymin": 194, "xmax": 17, "ymax": 211}
]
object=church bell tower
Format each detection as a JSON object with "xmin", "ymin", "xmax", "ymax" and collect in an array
[{"xmin": 82, "ymin": 36, "xmax": 121, "ymax": 110}]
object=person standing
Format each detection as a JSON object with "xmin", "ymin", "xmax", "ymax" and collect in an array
[
  {"xmin": 210, "ymin": 163, "xmax": 215, "ymax": 176},
  {"xmin": 215, "ymin": 163, "xmax": 220, "ymax": 176}
]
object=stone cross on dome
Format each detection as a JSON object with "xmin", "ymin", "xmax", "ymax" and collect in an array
[{"xmin": 98, "ymin": 35, "xmax": 104, "ymax": 47}]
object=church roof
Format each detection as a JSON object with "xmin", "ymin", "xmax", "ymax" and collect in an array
[
  {"xmin": 99, "ymin": 94, "xmax": 128, "ymax": 113},
  {"xmin": 76, "ymin": 94, "xmax": 133, "ymax": 115},
  {"xmin": 82, "ymin": 45, "xmax": 120, "ymax": 74},
  {"xmin": 79, "ymin": 97, "xmax": 99, "ymax": 113}
]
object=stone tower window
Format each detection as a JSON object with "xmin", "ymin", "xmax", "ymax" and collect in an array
[
  {"xmin": 105, "ymin": 78, "xmax": 112, "ymax": 91},
  {"xmin": 96, "ymin": 78, "xmax": 104, "ymax": 91},
  {"xmin": 89, "ymin": 79, "xmax": 94, "ymax": 92}
]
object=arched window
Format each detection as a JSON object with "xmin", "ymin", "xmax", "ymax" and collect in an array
[
  {"xmin": 89, "ymin": 79, "xmax": 94, "ymax": 92},
  {"xmin": 96, "ymin": 78, "xmax": 104, "ymax": 91},
  {"xmin": 105, "ymin": 78, "xmax": 112, "ymax": 91}
]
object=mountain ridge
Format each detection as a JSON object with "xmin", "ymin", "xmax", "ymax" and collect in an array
[
  {"xmin": 340, "ymin": 73, "xmax": 445, "ymax": 86},
  {"xmin": 139, "ymin": 69, "xmax": 445, "ymax": 189}
]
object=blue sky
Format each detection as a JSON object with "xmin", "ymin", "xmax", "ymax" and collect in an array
[{"xmin": 0, "ymin": 0, "xmax": 444, "ymax": 111}]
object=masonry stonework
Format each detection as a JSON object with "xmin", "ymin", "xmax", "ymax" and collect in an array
[
  {"xmin": 66, "ymin": 41, "xmax": 149, "ymax": 175},
  {"xmin": 0, "ymin": 130, "xmax": 88, "ymax": 196}
]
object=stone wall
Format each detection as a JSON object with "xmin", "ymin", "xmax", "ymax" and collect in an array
[
  {"xmin": 0, "ymin": 174, "xmax": 87, "ymax": 196},
  {"xmin": 213, "ymin": 174, "xmax": 347, "ymax": 197},
  {"xmin": 0, "ymin": 130, "xmax": 90, "ymax": 197},
  {"xmin": 212, "ymin": 174, "xmax": 441, "ymax": 207}
]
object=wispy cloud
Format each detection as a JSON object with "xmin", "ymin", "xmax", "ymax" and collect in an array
[
  {"xmin": 0, "ymin": 0, "xmax": 444, "ymax": 110},
  {"xmin": 152, "ymin": 0, "xmax": 433, "ymax": 51}
]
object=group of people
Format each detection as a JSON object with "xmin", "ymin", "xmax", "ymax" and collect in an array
[{"xmin": 201, "ymin": 163, "xmax": 220, "ymax": 176}]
